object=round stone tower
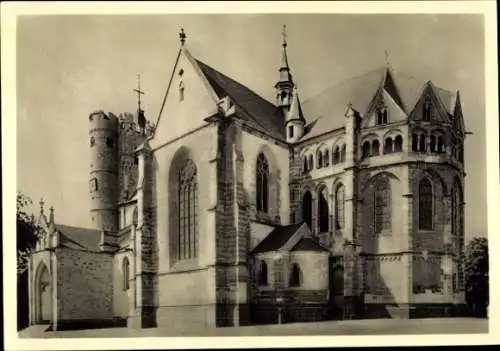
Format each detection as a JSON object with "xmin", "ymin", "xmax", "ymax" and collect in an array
[{"xmin": 89, "ymin": 110, "xmax": 119, "ymax": 232}]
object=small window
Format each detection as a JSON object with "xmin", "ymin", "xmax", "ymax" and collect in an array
[
  {"xmin": 289, "ymin": 264, "xmax": 302, "ymax": 287},
  {"xmin": 90, "ymin": 136, "xmax": 95, "ymax": 147},
  {"xmin": 259, "ymin": 260, "xmax": 268, "ymax": 286},
  {"xmin": 362, "ymin": 142, "xmax": 370, "ymax": 159},
  {"xmin": 394, "ymin": 135, "xmax": 403, "ymax": 152},
  {"xmin": 333, "ymin": 146, "xmax": 340, "ymax": 164},
  {"xmin": 134, "ymin": 156, "xmax": 139, "ymax": 165},
  {"xmin": 122, "ymin": 257, "xmax": 130, "ymax": 291},
  {"xmin": 317, "ymin": 151, "xmax": 323, "ymax": 169},
  {"xmin": 371, "ymin": 140, "xmax": 380, "ymax": 156},
  {"xmin": 340, "ymin": 145, "xmax": 346, "ymax": 162},
  {"xmin": 324, "ymin": 150, "xmax": 330, "ymax": 167},
  {"xmin": 106, "ymin": 137, "xmax": 114, "ymax": 148},
  {"xmin": 288, "ymin": 125, "xmax": 294, "ymax": 139},
  {"xmin": 384, "ymin": 138, "xmax": 393, "ymax": 154},
  {"xmin": 308, "ymin": 154, "xmax": 314, "ymax": 171},
  {"xmin": 89, "ymin": 178, "xmax": 98, "ymax": 192},
  {"xmin": 303, "ymin": 156, "xmax": 308, "ymax": 173}
]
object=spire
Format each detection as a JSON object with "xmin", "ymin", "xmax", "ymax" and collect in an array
[
  {"xmin": 287, "ymin": 86, "xmax": 305, "ymax": 122},
  {"xmin": 133, "ymin": 74, "xmax": 146, "ymax": 130},
  {"xmin": 275, "ymin": 24, "xmax": 294, "ymax": 107},
  {"xmin": 49, "ymin": 206, "xmax": 55, "ymax": 225}
]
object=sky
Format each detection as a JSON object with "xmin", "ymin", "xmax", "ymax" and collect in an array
[{"xmin": 16, "ymin": 13, "xmax": 487, "ymax": 241}]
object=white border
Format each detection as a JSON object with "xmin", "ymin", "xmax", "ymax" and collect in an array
[{"xmin": 2, "ymin": 1, "xmax": 499, "ymax": 349}]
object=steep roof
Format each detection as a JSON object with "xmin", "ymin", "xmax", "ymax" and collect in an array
[
  {"xmin": 251, "ymin": 223, "xmax": 303, "ymax": 254},
  {"xmin": 300, "ymin": 67, "xmax": 455, "ymax": 140},
  {"xmin": 194, "ymin": 59, "xmax": 286, "ymax": 141},
  {"xmin": 291, "ymin": 237, "xmax": 330, "ymax": 252},
  {"xmin": 56, "ymin": 224, "xmax": 102, "ymax": 252}
]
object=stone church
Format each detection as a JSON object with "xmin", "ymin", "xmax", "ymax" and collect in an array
[{"xmin": 27, "ymin": 28, "xmax": 467, "ymax": 330}]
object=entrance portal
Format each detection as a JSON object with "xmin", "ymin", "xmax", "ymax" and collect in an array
[{"xmin": 35, "ymin": 263, "xmax": 52, "ymax": 324}]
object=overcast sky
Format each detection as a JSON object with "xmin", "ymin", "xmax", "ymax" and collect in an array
[{"xmin": 16, "ymin": 14, "xmax": 486, "ymax": 241}]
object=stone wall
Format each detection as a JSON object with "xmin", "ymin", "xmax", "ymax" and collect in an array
[{"xmin": 56, "ymin": 248, "xmax": 114, "ymax": 323}]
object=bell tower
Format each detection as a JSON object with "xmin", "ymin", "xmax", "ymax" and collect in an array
[{"xmin": 275, "ymin": 25, "xmax": 294, "ymax": 109}]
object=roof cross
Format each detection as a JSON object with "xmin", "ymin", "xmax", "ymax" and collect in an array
[
  {"xmin": 133, "ymin": 74, "xmax": 145, "ymax": 111},
  {"xmin": 282, "ymin": 24, "xmax": 288, "ymax": 46},
  {"xmin": 179, "ymin": 28, "xmax": 186, "ymax": 45}
]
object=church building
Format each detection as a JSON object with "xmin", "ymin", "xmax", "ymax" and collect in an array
[{"xmin": 27, "ymin": 27, "xmax": 467, "ymax": 330}]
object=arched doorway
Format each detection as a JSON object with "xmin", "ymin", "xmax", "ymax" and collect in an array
[{"xmin": 35, "ymin": 263, "xmax": 52, "ymax": 324}]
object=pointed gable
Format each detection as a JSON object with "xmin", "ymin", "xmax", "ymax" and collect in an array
[
  {"xmin": 195, "ymin": 59, "xmax": 286, "ymax": 141},
  {"xmin": 410, "ymin": 82, "xmax": 452, "ymax": 124},
  {"xmin": 453, "ymin": 90, "xmax": 465, "ymax": 131},
  {"xmin": 152, "ymin": 48, "xmax": 220, "ymax": 147}
]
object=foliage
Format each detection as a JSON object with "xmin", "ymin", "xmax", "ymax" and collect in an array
[
  {"xmin": 464, "ymin": 237, "xmax": 489, "ymax": 315},
  {"xmin": 17, "ymin": 192, "xmax": 42, "ymax": 274}
]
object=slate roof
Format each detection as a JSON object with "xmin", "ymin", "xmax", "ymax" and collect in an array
[
  {"xmin": 56, "ymin": 224, "xmax": 102, "ymax": 252},
  {"xmin": 251, "ymin": 223, "xmax": 303, "ymax": 254},
  {"xmin": 195, "ymin": 59, "xmax": 286, "ymax": 141},
  {"xmin": 291, "ymin": 237, "xmax": 330, "ymax": 252}
]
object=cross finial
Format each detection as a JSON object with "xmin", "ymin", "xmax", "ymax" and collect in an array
[
  {"xmin": 179, "ymin": 28, "xmax": 186, "ymax": 45},
  {"xmin": 281, "ymin": 24, "xmax": 288, "ymax": 46},
  {"xmin": 133, "ymin": 74, "xmax": 145, "ymax": 112},
  {"xmin": 39, "ymin": 198, "xmax": 45, "ymax": 214}
]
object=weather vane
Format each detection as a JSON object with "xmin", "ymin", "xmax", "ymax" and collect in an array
[{"xmin": 282, "ymin": 24, "xmax": 288, "ymax": 46}]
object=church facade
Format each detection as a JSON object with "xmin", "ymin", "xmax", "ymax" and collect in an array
[{"xmin": 27, "ymin": 29, "xmax": 467, "ymax": 330}]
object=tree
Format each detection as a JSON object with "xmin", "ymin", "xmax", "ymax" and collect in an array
[
  {"xmin": 464, "ymin": 237, "xmax": 489, "ymax": 318},
  {"xmin": 16, "ymin": 192, "xmax": 42, "ymax": 275}
]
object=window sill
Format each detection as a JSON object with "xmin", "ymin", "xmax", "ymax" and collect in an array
[{"xmin": 170, "ymin": 258, "xmax": 199, "ymax": 273}]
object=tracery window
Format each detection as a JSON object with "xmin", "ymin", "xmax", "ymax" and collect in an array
[
  {"xmin": 374, "ymin": 179, "xmax": 391, "ymax": 234},
  {"xmin": 178, "ymin": 159, "xmax": 198, "ymax": 260},
  {"xmin": 418, "ymin": 178, "xmax": 434, "ymax": 230},
  {"xmin": 256, "ymin": 153, "xmax": 269, "ymax": 213}
]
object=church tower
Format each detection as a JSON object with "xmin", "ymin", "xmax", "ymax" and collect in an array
[
  {"xmin": 275, "ymin": 25, "xmax": 294, "ymax": 109},
  {"xmin": 88, "ymin": 110, "xmax": 119, "ymax": 232}
]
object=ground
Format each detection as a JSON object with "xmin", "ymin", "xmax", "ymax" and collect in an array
[{"xmin": 19, "ymin": 318, "xmax": 488, "ymax": 338}]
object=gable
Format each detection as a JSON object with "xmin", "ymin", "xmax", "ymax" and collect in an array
[
  {"xmin": 151, "ymin": 48, "xmax": 219, "ymax": 149},
  {"xmin": 409, "ymin": 83, "xmax": 452, "ymax": 123},
  {"xmin": 362, "ymin": 88, "xmax": 407, "ymax": 128}
]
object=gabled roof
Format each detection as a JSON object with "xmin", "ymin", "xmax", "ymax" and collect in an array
[
  {"xmin": 56, "ymin": 224, "xmax": 102, "ymax": 252},
  {"xmin": 300, "ymin": 67, "xmax": 455, "ymax": 140},
  {"xmin": 291, "ymin": 237, "xmax": 330, "ymax": 252},
  {"xmin": 251, "ymin": 223, "xmax": 303, "ymax": 254},
  {"xmin": 194, "ymin": 59, "xmax": 286, "ymax": 141}
]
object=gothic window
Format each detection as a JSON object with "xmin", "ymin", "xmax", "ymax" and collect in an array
[
  {"xmin": 303, "ymin": 156, "xmax": 308, "ymax": 173},
  {"xmin": 423, "ymin": 95, "xmax": 432, "ymax": 121},
  {"xmin": 437, "ymin": 136, "xmax": 445, "ymax": 153},
  {"xmin": 289, "ymin": 264, "xmax": 302, "ymax": 287},
  {"xmin": 333, "ymin": 146, "xmax": 340, "ymax": 164},
  {"xmin": 362, "ymin": 141, "xmax": 370, "ymax": 159},
  {"xmin": 430, "ymin": 135, "xmax": 437, "ymax": 153},
  {"xmin": 288, "ymin": 125, "xmax": 294, "ymax": 139},
  {"xmin": 412, "ymin": 134, "xmax": 419, "ymax": 152},
  {"xmin": 178, "ymin": 159, "xmax": 198, "ymax": 260},
  {"xmin": 384, "ymin": 138, "xmax": 393, "ymax": 154},
  {"xmin": 122, "ymin": 257, "xmax": 130, "ymax": 291},
  {"xmin": 308, "ymin": 154, "xmax": 314, "ymax": 171},
  {"xmin": 90, "ymin": 136, "xmax": 95, "ymax": 147},
  {"xmin": 340, "ymin": 145, "xmax": 346, "ymax": 162},
  {"xmin": 318, "ymin": 186, "xmax": 329, "ymax": 233},
  {"xmin": 419, "ymin": 134, "xmax": 426, "ymax": 152},
  {"xmin": 335, "ymin": 184, "xmax": 345, "ymax": 230},
  {"xmin": 256, "ymin": 153, "xmax": 269, "ymax": 213},
  {"xmin": 377, "ymin": 108, "xmax": 388, "ymax": 125},
  {"xmin": 418, "ymin": 178, "xmax": 434, "ymax": 230},
  {"xmin": 374, "ymin": 179, "xmax": 391, "ymax": 234},
  {"xmin": 371, "ymin": 140, "xmax": 380, "ymax": 156},
  {"xmin": 317, "ymin": 151, "xmax": 323, "ymax": 169},
  {"xmin": 394, "ymin": 135, "xmax": 403, "ymax": 152},
  {"xmin": 259, "ymin": 260, "xmax": 268, "ymax": 286},
  {"xmin": 106, "ymin": 137, "xmax": 114, "ymax": 148},
  {"xmin": 324, "ymin": 150, "xmax": 330, "ymax": 167},
  {"xmin": 302, "ymin": 191, "xmax": 313, "ymax": 229}
]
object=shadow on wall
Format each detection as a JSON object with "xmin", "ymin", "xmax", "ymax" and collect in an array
[{"xmin": 17, "ymin": 270, "xmax": 29, "ymax": 331}]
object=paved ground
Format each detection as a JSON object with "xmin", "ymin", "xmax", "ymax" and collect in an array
[{"xmin": 19, "ymin": 318, "xmax": 488, "ymax": 338}]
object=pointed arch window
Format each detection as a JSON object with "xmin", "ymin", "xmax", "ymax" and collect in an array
[
  {"xmin": 377, "ymin": 107, "xmax": 388, "ymax": 125},
  {"xmin": 418, "ymin": 178, "xmax": 434, "ymax": 230},
  {"xmin": 371, "ymin": 140, "xmax": 380, "ymax": 156},
  {"xmin": 122, "ymin": 257, "xmax": 130, "ymax": 291},
  {"xmin": 178, "ymin": 159, "xmax": 199, "ymax": 260},
  {"xmin": 423, "ymin": 95, "xmax": 432, "ymax": 121},
  {"xmin": 340, "ymin": 145, "xmax": 346, "ymax": 162},
  {"xmin": 302, "ymin": 191, "xmax": 313, "ymax": 229},
  {"xmin": 333, "ymin": 146, "xmax": 340, "ymax": 164},
  {"xmin": 256, "ymin": 153, "xmax": 269, "ymax": 213},
  {"xmin": 259, "ymin": 260, "xmax": 268, "ymax": 286},
  {"xmin": 318, "ymin": 186, "xmax": 329, "ymax": 233},
  {"xmin": 323, "ymin": 150, "xmax": 330, "ymax": 167},
  {"xmin": 335, "ymin": 184, "xmax": 345, "ymax": 230},
  {"xmin": 394, "ymin": 135, "xmax": 403, "ymax": 152},
  {"xmin": 289, "ymin": 264, "xmax": 302, "ymax": 287},
  {"xmin": 317, "ymin": 151, "xmax": 323, "ymax": 169},
  {"xmin": 308, "ymin": 154, "xmax": 314, "ymax": 171},
  {"xmin": 374, "ymin": 179, "xmax": 391, "ymax": 234}
]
